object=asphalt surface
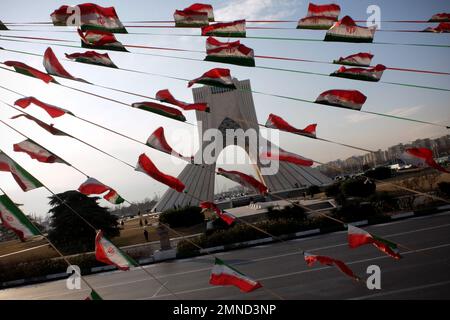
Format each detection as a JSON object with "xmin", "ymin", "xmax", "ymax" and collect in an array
[{"xmin": 1, "ymin": 212, "xmax": 450, "ymax": 300}]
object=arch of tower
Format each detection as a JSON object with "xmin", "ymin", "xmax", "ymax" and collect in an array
[{"xmin": 153, "ymin": 79, "xmax": 332, "ymax": 212}]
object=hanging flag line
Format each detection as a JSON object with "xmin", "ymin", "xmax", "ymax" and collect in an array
[
  {"xmin": 5, "ymin": 35, "xmax": 450, "ymax": 77},
  {"xmin": 0, "ymin": 147, "xmax": 181, "ymax": 300},
  {"xmin": 1, "ymin": 29, "xmax": 449, "ymax": 48},
  {"xmin": 0, "ymin": 49, "xmax": 448, "ymax": 130},
  {"xmin": 2, "ymin": 36, "xmax": 450, "ymax": 92},
  {"xmin": 0, "ymin": 188, "xmax": 101, "ymax": 298}
]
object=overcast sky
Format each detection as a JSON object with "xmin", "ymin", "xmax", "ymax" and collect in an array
[{"xmin": 0, "ymin": 0, "xmax": 449, "ymax": 217}]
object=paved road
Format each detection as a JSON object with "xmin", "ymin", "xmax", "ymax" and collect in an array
[{"xmin": 1, "ymin": 212, "xmax": 450, "ymax": 300}]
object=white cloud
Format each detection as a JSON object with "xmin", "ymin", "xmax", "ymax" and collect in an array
[
  {"xmin": 346, "ymin": 105, "xmax": 423, "ymax": 124},
  {"xmin": 215, "ymin": 0, "xmax": 303, "ymax": 21}
]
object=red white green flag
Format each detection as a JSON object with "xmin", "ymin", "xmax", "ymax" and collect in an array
[
  {"xmin": 265, "ymin": 113, "xmax": 316, "ymax": 138},
  {"xmin": 423, "ymin": 22, "xmax": 450, "ymax": 33},
  {"xmin": 333, "ymin": 52, "xmax": 374, "ymax": 67},
  {"xmin": 155, "ymin": 89, "xmax": 209, "ymax": 112},
  {"xmin": 174, "ymin": 9, "xmax": 209, "ymax": 27},
  {"xmin": 330, "ymin": 64, "xmax": 386, "ymax": 82},
  {"xmin": 51, "ymin": 3, "xmax": 127, "ymax": 33},
  {"xmin": 44, "ymin": 47, "xmax": 88, "ymax": 82},
  {"xmin": 78, "ymin": 177, "xmax": 125, "ymax": 205},
  {"xmin": 95, "ymin": 230, "xmax": 136, "ymax": 270},
  {"xmin": 146, "ymin": 127, "xmax": 193, "ymax": 162},
  {"xmin": 429, "ymin": 13, "xmax": 450, "ymax": 22},
  {"xmin": 260, "ymin": 150, "xmax": 314, "ymax": 167},
  {"xmin": 188, "ymin": 68, "xmax": 236, "ymax": 89},
  {"xmin": 315, "ymin": 89, "xmax": 367, "ymax": 110},
  {"xmin": 217, "ymin": 168, "xmax": 267, "ymax": 195},
  {"xmin": 11, "ymin": 114, "xmax": 68, "ymax": 136},
  {"xmin": 65, "ymin": 51, "xmax": 118, "ymax": 68},
  {"xmin": 297, "ymin": 3, "xmax": 340, "ymax": 30},
  {"xmin": 307, "ymin": 3, "xmax": 341, "ymax": 19},
  {"xmin": 348, "ymin": 225, "xmax": 401, "ymax": 259},
  {"xmin": 131, "ymin": 101, "xmax": 186, "ymax": 122},
  {"xmin": 210, "ymin": 258, "xmax": 262, "ymax": 292},
  {"xmin": 185, "ymin": 3, "xmax": 214, "ymax": 21},
  {"xmin": 201, "ymin": 20, "xmax": 246, "ymax": 37},
  {"xmin": 85, "ymin": 290, "xmax": 103, "ymax": 300},
  {"xmin": 401, "ymin": 148, "xmax": 449, "ymax": 173},
  {"xmin": 13, "ymin": 139, "xmax": 67, "ymax": 164},
  {"xmin": 297, "ymin": 16, "xmax": 338, "ymax": 30},
  {"xmin": 0, "ymin": 193, "xmax": 41, "ymax": 241},
  {"xmin": 4, "ymin": 60, "xmax": 56, "ymax": 84},
  {"xmin": 325, "ymin": 16, "xmax": 376, "ymax": 43},
  {"xmin": 78, "ymin": 29, "xmax": 128, "ymax": 52},
  {"xmin": 135, "ymin": 153, "xmax": 185, "ymax": 192},
  {"xmin": 205, "ymin": 37, "xmax": 255, "ymax": 67},
  {"xmin": 303, "ymin": 252, "xmax": 360, "ymax": 281},
  {"xmin": 0, "ymin": 151, "xmax": 43, "ymax": 192},
  {"xmin": 15, "ymin": 96, "xmax": 73, "ymax": 118},
  {"xmin": 200, "ymin": 201, "xmax": 235, "ymax": 225}
]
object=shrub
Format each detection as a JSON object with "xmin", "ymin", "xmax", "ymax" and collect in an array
[
  {"xmin": 333, "ymin": 201, "xmax": 379, "ymax": 222},
  {"xmin": 341, "ymin": 178, "xmax": 376, "ymax": 198},
  {"xmin": 438, "ymin": 182, "xmax": 450, "ymax": 197},
  {"xmin": 364, "ymin": 167, "xmax": 393, "ymax": 180},
  {"xmin": 159, "ymin": 206, "xmax": 204, "ymax": 228},
  {"xmin": 307, "ymin": 185, "xmax": 321, "ymax": 197},
  {"xmin": 267, "ymin": 205, "xmax": 306, "ymax": 221},
  {"xmin": 325, "ymin": 182, "xmax": 341, "ymax": 198}
]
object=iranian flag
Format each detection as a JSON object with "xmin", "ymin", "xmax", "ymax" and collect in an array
[
  {"xmin": 330, "ymin": 64, "xmax": 386, "ymax": 82},
  {"xmin": 260, "ymin": 150, "xmax": 314, "ymax": 167},
  {"xmin": 155, "ymin": 89, "xmax": 209, "ymax": 112},
  {"xmin": 85, "ymin": 290, "xmax": 103, "ymax": 300},
  {"xmin": 423, "ymin": 22, "xmax": 450, "ymax": 33},
  {"xmin": 131, "ymin": 101, "xmax": 186, "ymax": 122},
  {"xmin": 188, "ymin": 68, "xmax": 236, "ymax": 89},
  {"xmin": 333, "ymin": 52, "xmax": 374, "ymax": 67},
  {"xmin": 200, "ymin": 201, "xmax": 235, "ymax": 225},
  {"xmin": 11, "ymin": 114, "xmax": 68, "ymax": 136},
  {"xmin": 95, "ymin": 230, "xmax": 136, "ymax": 270},
  {"xmin": 78, "ymin": 29, "xmax": 128, "ymax": 52},
  {"xmin": 217, "ymin": 168, "xmax": 268, "ymax": 195},
  {"xmin": 265, "ymin": 113, "xmax": 317, "ymax": 138},
  {"xmin": 297, "ymin": 3, "xmax": 340, "ymax": 30},
  {"xmin": 210, "ymin": 258, "xmax": 262, "ymax": 292},
  {"xmin": 13, "ymin": 139, "xmax": 66, "ymax": 164},
  {"xmin": 43, "ymin": 47, "xmax": 88, "ymax": 82},
  {"xmin": 315, "ymin": 89, "xmax": 367, "ymax": 110},
  {"xmin": 174, "ymin": 9, "xmax": 209, "ymax": 27},
  {"xmin": 4, "ymin": 60, "xmax": 56, "ymax": 84},
  {"xmin": 78, "ymin": 177, "xmax": 125, "ymax": 205},
  {"xmin": 135, "ymin": 153, "xmax": 185, "ymax": 192},
  {"xmin": 65, "ymin": 51, "xmax": 118, "ymax": 68},
  {"xmin": 51, "ymin": 3, "xmax": 127, "ymax": 33},
  {"xmin": 0, "ymin": 151, "xmax": 43, "ymax": 192},
  {"xmin": 205, "ymin": 37, "xmax": 255, "ymax": 67},
  {"xmin": 325, "ymin": 16, "xmax": 376, "ymax": 43},
  {"xmin": 185, "ymin": 3, "xmax": 214, "ymax": 21},
  {"xmin": 201, "ymin": 20, "xmax": 246, "ymax": 37},
  {"xmin": 303, "ymin": 252, "xmax": 360, "ymax": 281},
  {"xmin": 146, "ymin": 127, "xmax": 193, "ymax": 162},
  {"xmin": 15, "ymin": 96, "xmax": 73, "ymax": 118},
  {"xmin": 348, "ymin": 225, "xmax": 401, "ymax": 259},
  {"xmin": 429, "ymin": 13, "xmax": 450, "ymax": 22},
  {"xmin": 0, "ymin": 194, "xmax": 41, "ymax": 241},
  {"xmin": 401, "ymin": 148, "xmax": 449, "ymax": 173}
]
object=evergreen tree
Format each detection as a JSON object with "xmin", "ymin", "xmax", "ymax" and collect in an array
[{"xmin": 48, "ymin": 191, "xmax": 120, "ymax": 254}]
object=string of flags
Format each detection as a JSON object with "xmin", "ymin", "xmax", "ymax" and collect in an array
[{"xmin": 0, "ymin": 1, "xmax": 449, "ymax": 299}]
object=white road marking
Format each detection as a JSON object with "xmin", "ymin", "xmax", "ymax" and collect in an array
[{"xmin": 152, "ymin": 281, "xmax": 168, "ymax": 298}]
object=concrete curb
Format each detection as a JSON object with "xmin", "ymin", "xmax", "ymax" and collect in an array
[{"xmin": 2, "ymin": 205, "xmax": 449, "ymax": 289}]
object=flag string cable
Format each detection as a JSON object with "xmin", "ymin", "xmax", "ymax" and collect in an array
[
  {"xmin": 0, "ymin": 55, "xmax": 447, "ymax": 129},
  {"xmin": 2, "ymin": 34, "xmax": 450, "ymax": 77},
  {"xmin": 0, "ymin": 148, "xmax": 181, "ymax": 300},
  {"xmin": 4, "ymin": 25, "xmax": 447, "ymax": 33},
  {"xmin": 2, "ymin": 100, "xmax": 449, "ymax": 290},
  {"xmin": 1, "ymin": 29, "xmax": 449, "ymax": 48},
  {"xmin": 0, "ymin": 188, "xmax": 103, "ymax": 298}
]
